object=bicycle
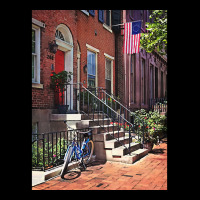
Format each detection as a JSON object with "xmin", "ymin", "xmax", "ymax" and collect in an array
[{"xmin": 60, "ymin": 127, "xmax": 94, "ymax": 179}]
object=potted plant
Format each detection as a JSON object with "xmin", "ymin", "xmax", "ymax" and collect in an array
[{"xmin": 51, "ymin": 70, "xmax": 73, "ymax": 114}]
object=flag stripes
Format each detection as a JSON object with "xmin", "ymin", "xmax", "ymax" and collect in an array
[{"xmin": 123, "ymin": 22, "xmax": 141, "ymax": 54}]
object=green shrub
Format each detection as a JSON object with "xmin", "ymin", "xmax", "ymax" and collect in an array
[{"xmin": 132, "ymin": 109, "xmax": 167, "ymax": 144}]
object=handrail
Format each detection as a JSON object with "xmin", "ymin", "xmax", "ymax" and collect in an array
[
  {"xmin": 99, "ymin": 87, "xmax": 144, "ymax": 123},
  {"xmin": 80, "ymin": 84, "xmax": 134, "ymax": 127},
  {"xmin": 61, "ymin": 82, "xmax": 146, "ymax": 154}
]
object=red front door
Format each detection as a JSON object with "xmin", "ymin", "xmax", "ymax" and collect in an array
[{"xmin": 55, "ymin": 49, "xmax": 65, "ymax": 105}]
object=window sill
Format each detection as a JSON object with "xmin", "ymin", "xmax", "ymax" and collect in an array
[
  {"xmin": 32, "ymin": 83, "xmax": 43, "ymax": 89},
  {"xmin": 103, "ymin": 24, "xmax": 112, "ymax": 33}
]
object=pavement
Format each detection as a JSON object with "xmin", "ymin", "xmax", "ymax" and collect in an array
[{"xmin": 32, "ymin": 138, "xmax": 167, "ymax": 190}]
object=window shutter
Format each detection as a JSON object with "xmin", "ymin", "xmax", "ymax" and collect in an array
[
  {"xmin": 89, "ymin": 10, "xmax": 95, "ymax": 16},
  {"xmin": 98, "ymin": 10, "xmax": 104, "ymax": 23}
]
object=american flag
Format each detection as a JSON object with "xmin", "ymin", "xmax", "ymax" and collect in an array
[{"xmin": 123, "ymin": 21, "xmax": 141, "ymax": 54}]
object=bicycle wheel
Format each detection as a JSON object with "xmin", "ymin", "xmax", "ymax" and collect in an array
[
  {"xmin": 60, "ymin": 146, "xmax": 73, "ymax": 179},
  {"xmin": 83, "ymin": 140, "xmax": 94, "ymax": 164}
]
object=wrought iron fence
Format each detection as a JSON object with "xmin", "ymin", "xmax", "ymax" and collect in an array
[
  {"xmin": 50, "ymin": 82, "xmax": 147, "ymax": 155},
  {"xmin": 70, "ymin": 83, "xmax": 146, "ymax": 154},
  {"xmin": 32, "ymin": 128, "xmax": 92, "ymax": 171},
  {"xmin": 149, "ymin": 98, "xmax": 167, "ymax": 113}
]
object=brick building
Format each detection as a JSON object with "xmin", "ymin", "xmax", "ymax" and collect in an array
[
  {"xmin": 32, "ymin": 10, "xmax": 117, "ymax": 133},
  {"xmin": 115, "ymin": 10, "xmax": 167, "ymax": 111},
  {"xmin": 32, "ymin": 10, "xmax": 167, "ymax": 134}
]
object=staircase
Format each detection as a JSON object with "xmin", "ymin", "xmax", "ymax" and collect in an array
[
  {"xmin": 76, "ymin": 113, "xmax": 148, "ymax": 164},
  {"xmin": 62, "ymin": 83, "xmax": 149, "ymax": 164}
]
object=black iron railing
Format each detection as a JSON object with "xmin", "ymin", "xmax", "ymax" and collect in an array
[
  {"xmin": 62, "ymin": 83, "xmax": 146, "ymax": 154},
  {"xmin": 149, "ymin": 98, "xmax": 167, "ymax": 113},
  {"xmin": 32, "ymin": 128, "xmax": 92, "ymax": 171}
]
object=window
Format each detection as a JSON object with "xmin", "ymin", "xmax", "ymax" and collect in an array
[
  {"xmin": 131, "ymin": 54, "xmax": 136, "ymax": 103},
  {"xmin": 141, "ymin": 59, "xmax": 146, "ymax": 104},
  {"xmin": 32, "ymin": 24, "xmax": 40, "ymax": 83},
  {"xmin": 161, "ymin": 71, "xmax": 164, "ymax": 98},
  {"xmin": 55, "ymin": 30, "xmax": 65, "ymax": 41},
  {"xmin": 155, "ymin": 67, "xmax": 158, "ymax": 98},
  {"xmin": 105, "ymin": 58, "xmax": 111, "ymax": 94},
  {"xmin": 105, "ymin": 10, "xmax": 111, "ymax": 26},
  {"xmin": 32, "ymin": 29, "xmax": 36, "ymax": 81},
  {"xmin": 104, "ymin": 53, "xmax": 114, "ymax": 94},
  {"xmin": 150, "ymin": 65, "xmax": 154, "ymax": 100},
  {"xmin": 87, "ymin": 51, "xmax": 96, "ymax": 88}
]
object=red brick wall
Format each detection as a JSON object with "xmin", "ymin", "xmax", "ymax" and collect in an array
[
  {"xmin": 32, "ymin": 10, "xmax": 78, "ymax": 109},
  {"xmin": 77, "ymin": 10, "xmax": 115, "ymax": 93},
  {"xmin": 32, "ymin": 10, "xmax": 116, "ymax": 109}
]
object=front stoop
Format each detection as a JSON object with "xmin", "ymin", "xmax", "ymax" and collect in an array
[
  {"xmin": 82, "ymin": 113, "xmax": 149, "ymax": 165},
  {"xmin": 105, "ymin": 141, "xmax": 148, "ymax": 164}
]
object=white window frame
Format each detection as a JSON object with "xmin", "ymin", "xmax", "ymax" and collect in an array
[
  {"xmin": 104, "ymin": 53, "xmax": 114, "ymax": 94},
  {"xmin": 32, "ymin": 24, "xmax": 40, "ymax": 84},
  {"xmin": 86, "ymin": 44, "xmax": 99, "ymax": 88},
  {"xmin": 103, "ymin": 10, "xmax": 112, "ymax": 33}
]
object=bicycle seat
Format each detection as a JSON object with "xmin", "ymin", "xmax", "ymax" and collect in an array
[{"xmin": 78, "ymin": 130, "xmax": 92, "ymax": 137}]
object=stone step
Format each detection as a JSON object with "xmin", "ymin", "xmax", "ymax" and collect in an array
[
  {"xmin": 76, "ymin": 118, "xmax": 110, "ymax": 129},
  {"xmin": 105, "ymin": 145, "xmax": 148, "ymax": 164},
  {"xmin": 104, "ymin": 131, "xmax": 125, "ymax": 141},
  {"xmin": 89, "ymin": 118, "xmax": 110, "ymax": 127},
  {"xmin": 81, "ymin": 113, "xmax": 107, "ymax": 120},
  {"xmin": 121, "ymin": 149, "xmax": 149, "ymax": 164},
  {"xmin": 90, "ymin": 124, "xmax": 119, "ymax": 134},
  {"xmin": 104, "ymin": 136, "xmax": 131, "ymax": 149},
  {"xmin": 112, "ymin": 142, "xmax": 141, "ymax": 157}
]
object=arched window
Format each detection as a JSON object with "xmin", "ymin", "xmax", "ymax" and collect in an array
[
  {"xmin": 55, "ymin": 24, "xmax": 73, "ymax": 47},
  {"xmin": 55, "ymin": 30, "xmax": 65, "ymax": 41}
]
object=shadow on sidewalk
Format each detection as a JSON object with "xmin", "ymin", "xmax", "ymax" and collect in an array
[
  {"xmin": 61, "ymin": 160, "xmax": 106, "ymax": 181},
  {"xmin": 150, "ymin": 148, "xmax": 166, "ymax": 155},
  {"xmin": 61, "ymin": 170, "xmax": 81, "ymax": 180}
]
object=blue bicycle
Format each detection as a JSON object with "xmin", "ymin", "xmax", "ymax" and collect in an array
[{"xmin": 60, "ymin": 127, "xmax": 94, "ymax": 179}]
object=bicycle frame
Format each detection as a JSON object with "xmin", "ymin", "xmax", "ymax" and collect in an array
[{"xmin": 64, "ymin": 137, "xmax": 90, "ymax": 161}]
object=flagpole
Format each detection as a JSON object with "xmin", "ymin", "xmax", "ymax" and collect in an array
[{"xmin": 112, "ymin": 20, "xmax": 143, "ymax": 27}]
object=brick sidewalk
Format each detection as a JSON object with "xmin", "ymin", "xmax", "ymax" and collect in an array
[{"xmin": 32, "ymin": 139, "xmax": 167, "ymax": 190}]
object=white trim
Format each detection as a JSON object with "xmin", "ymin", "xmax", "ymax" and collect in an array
[
  {"xmin": 32, "ymin": 24, "xmax": 40, "ymax": 84},
  {"xmin": 32, "ymin": 18, "xmax": 45, "ymax": 28},
  {"xmin": 86, "ymin": 44, "xmax": 100, "ymax": 53},
  {"xmin": 103, "ymin": 23, "xmax": 112, "ymax": 33},
  {"xmin": 56, "ymin": 24, "xmax": 73, "ymax": 47},
  {"xmin": 104, "ymin": 54, "xmax": 114, "ymax": 94},
  {"xmin": 86, "ymin": 44, "xmax": 99, "ymax": 88},
  {"xmin": 56, "ymin": 39, "xmax": 72, "ymax": 52},
  {"xmin": 32, "ymin": 83, "xmax": 43, "ymax": 89},
  {"xmin": 104, "ymin": 53, "xmax": 114, "ymax": 60},
  {"xmin": 81, "ymin": 10, "xmax": 89, "ymax": 16}
]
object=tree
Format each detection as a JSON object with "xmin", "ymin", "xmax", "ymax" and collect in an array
[{"xmin": 140, "ymin": 10, "xmax": 167, "ymax": 56}]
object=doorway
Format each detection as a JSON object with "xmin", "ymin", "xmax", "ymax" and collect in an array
[
  {"xmin": 55, "ymin": 24, "xmax": 73, "ymax": 110},
  {"xmin": 55, "ymin": 49, "xmax": 65, "ymax": 106}
]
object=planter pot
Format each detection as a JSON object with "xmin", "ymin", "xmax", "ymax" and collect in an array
[
  {"xmin": 143, "ymin": 142, "xmax": 154, "ymax": 152},
  {"xmin": 58, "ymin": 105, "xmax": 69, "ymax": 114}
]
